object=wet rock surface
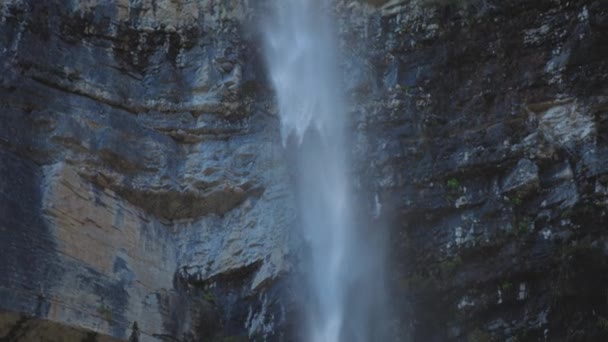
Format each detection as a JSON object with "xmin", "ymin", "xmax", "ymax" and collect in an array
[
  {"xmin": 1, "ymin": 0, "xmax": 607, "ymax": 341},
  {"xmin": 340, "ymin": 0, "xmax": 608, "ymax": 340}
]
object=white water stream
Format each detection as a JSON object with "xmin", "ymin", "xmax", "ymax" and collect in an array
[{"xmin": 263, "ymin": 1, "xmax": 385, "ymax": 341}]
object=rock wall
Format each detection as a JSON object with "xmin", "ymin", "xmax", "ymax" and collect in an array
[
  {"xmin": 1, "ymin": 0, "xmax": 607, "ymax": 341},
  {"xmin": 339, "ymin": 0, "xmax": 608, "ymax": 340},
  {"xmin": 1, "ymin": 0, "xmax": 292, "ymax": 340}
]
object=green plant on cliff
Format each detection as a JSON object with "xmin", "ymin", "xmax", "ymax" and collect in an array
[
  {"xmin": 468, "ymin": 328, "xmax": 493, "ymax": 342},
  {"xmin": 445, "ymin": 177, "xmax": 462, "ymax": 204},
  {"xmin": 597, "ymin": 316, "xmax": 608, "ymax": 332},
  {"xmin": 399, "ymin": 273, "xmax": 440, "ymax": 292},
  {"xmin": 513, "ymin": 329, "xmax": 529, "ymax": 342},
  {"xmin": 517, "ymin": 219, "xmax": 529, "ymax": 235},
  {"xmin": 447, "ymin": 178, "xmax": 461, "ymax": 190},
  {"xmin": 560, "ymin": 208, "xmax": 574, "ymax": 218},
  {"xmin": 439, "ymin": 255, "xmax": 463, "ymax": 274},
  {"xmin": 203, "ymin": 291, "xmax": 216, "ymax": 303},
  {"xmin": 509, "ymin": 195, "xmax": 523, "ymax": 206},
  {"xmin": 97, "ymin": 304, "xmax": 112, "ymax": 322},
  {"xmin": 508, "ymin": 216, "xmax": 531, "ymax": 238},
  {"xmin": 500, "ymin": 281, "xmax": 513, "ymax": 292}
]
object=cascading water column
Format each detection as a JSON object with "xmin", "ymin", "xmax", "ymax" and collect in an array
[{"xmin": 262, "ymin": 1, "xmax": 385, "ymax": 341}]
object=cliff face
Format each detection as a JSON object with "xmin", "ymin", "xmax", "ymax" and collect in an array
[
  {"xmin": 339, "ymin": 0, "xmax": 608, "ymax": 340},
  {"xmin": 1, "ymin": 0, "xmax": 607, "ymax": 341},
  {"xmin": 1, "ymin": 0, "xmax": 291, "ymax": 340}
]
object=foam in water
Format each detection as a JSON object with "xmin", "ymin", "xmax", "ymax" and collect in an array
[{"xmin": 262, "ymin": 1, "xmax": 385, "ymax": 341}]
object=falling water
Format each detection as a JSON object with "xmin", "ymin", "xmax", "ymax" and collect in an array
[{"xmin": 262, "ymin": 1, "xmax": 386, "ymax": 341}]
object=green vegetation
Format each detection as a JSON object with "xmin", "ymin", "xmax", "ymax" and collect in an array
[
  {"xmin": 468, "ymin": 328, "xmax": 493, "ymax": 342},
  {"xmin": 203, "ymin": 292, "xmax": 216, "ymax": 303},
  {"xmin": 513, "ymin": 329, "xmax": 529, "ymax": 342},
  {"xmin": 560, "ymin": 208, "xmax": 574, "ymax": 218},
  {"xmin": 561, "ymin": 241, "xmax": 604, "ymax": 261},
  {"xmin": 400, "ymin": 257, "xmax": 464, "ymax": 292},
  {"xmin": 97, "ymin": 304, "xmax": 112, "ymax": 322},
  {"xmin": 439, "ymin": 256, "xmax": 463, "ymax": 274},
  {"xmin": 508, "ymin": 216, "xmax": 531, "ymax": 237},
  {"xmin": 447, "ymin": 178, "xmax": 461, "ymax": 190},
  {"xmin": 399, "ymin": 273, "xmax": 439, "ymax": 292},
  {"xmin": 597, "ymin": 316, "xmax": 608, "ymax": 332},
  {"xmin": 398, "ymin": 84, "xmax": 412, "ymax": 93},
  {"xmin": 517, "ymin": 220, "xmax": 529, "ymax": 235},
  {"xmin": 509, "ymin": 195, "xmax": 523, "ymax": 206},
  {"xmin": 500, "ymin": 281, "xmax": 513, "ymax": 292},
  {"xmin": 445, "ymin": 178, "xmax": 463, "ymax": 204}
]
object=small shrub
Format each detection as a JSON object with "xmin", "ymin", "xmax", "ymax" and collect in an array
[
  {"xmin": 203, "ymin": 292, "xmax": 216, "ymax": 303},
  {"xmin": 509, "ymin": 195, "xmax": 523, "ymax": 206},
  {"xmin": 500, "ymin": 281, "xmax": 513, "ymax": 291},
  {"xmin": 447, "ymin": 178, "xmax": 461, "ymax": 190}
]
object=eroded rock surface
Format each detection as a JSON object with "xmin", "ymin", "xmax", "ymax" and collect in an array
[
  {"xmin": 340, "ymin": 0, "xmax": 608, "ymax": 340},
  {"xmin": 1, "ymin": 0, "xmax": 292, "ymax": 340}
]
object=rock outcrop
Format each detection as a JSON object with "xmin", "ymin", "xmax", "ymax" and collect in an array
[
  {"xmin": 1, "ymin": 0, "xmax": 607, "ymax": 341},
  {"xmin": 339, "ymin": 0, "xmax": 608, "ymax": 340}
]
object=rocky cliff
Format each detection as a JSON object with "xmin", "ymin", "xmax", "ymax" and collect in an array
[
  {"xmin": 1, "ymin": 0, "xmax": 292, "ymax": 340},
  {"xmin": 1, "ymin": 0, "xmax": 607, "ymax": 341},
  {"xmin": 340, "ymin": 0, "xmax": 608, "ymax": 341}
]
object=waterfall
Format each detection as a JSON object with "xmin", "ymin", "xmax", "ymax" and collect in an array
[{"xmin": 262, "ymin": 1, "xmax": 386, "ymax": 341}]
